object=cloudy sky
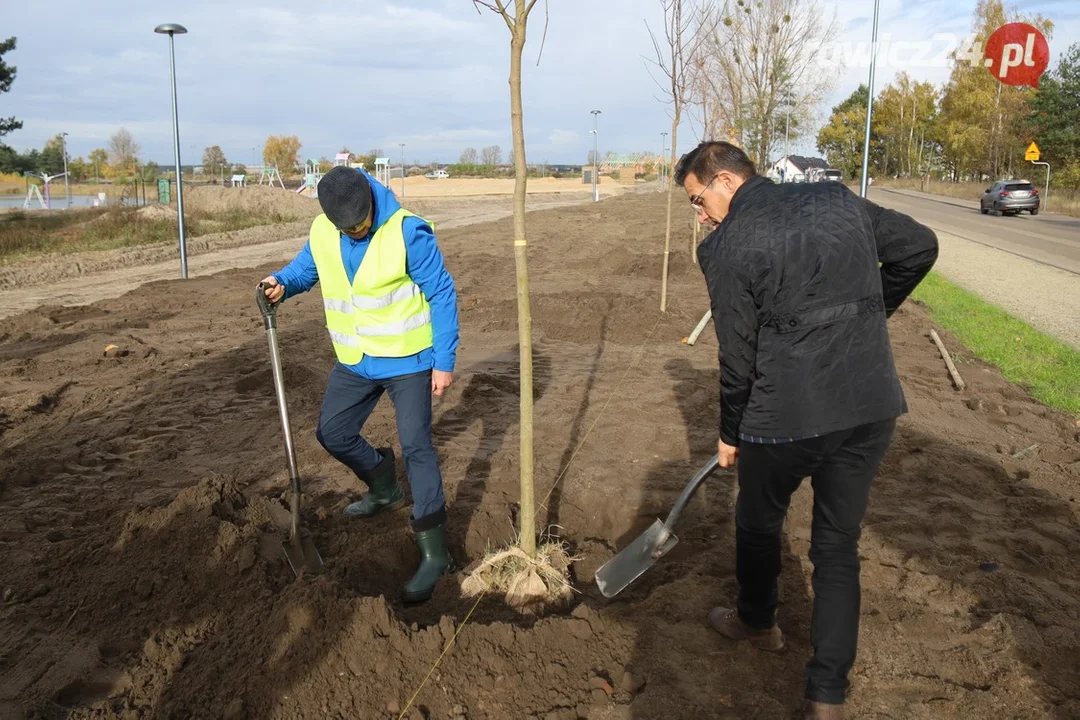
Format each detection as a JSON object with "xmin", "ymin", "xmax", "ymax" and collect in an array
[{"xmin": 4, "ymin": 0, "xmax": 1078, "ymax": 166}]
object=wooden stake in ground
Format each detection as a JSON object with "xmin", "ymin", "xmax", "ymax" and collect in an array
[
  {"xmin": 930, "ymin": 328, "xmax": 966, "ymax": 391},
  {"xmin": 646, "ymin": 0, "xmax": 707, "ymax": 313},
  {"xmin": 685, "ymin": 308, "xmax": 711, "ymax": 346}
]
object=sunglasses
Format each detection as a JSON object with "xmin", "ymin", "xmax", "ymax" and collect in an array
[{"xmin": 690, "ymin": 174, "xmax": 720, "ymax": 210}]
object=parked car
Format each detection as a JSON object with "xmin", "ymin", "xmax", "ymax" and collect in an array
[
  {"xmin": 980, "ymin": 180, "xmax": 1040, "ymax": 216},
  {"xmin": 823, "ymin": 169, "xmax": 843, "ymax": 182},
  {"xmin": 424, "ymin": 169, "xmax": 450, "ymax": 179}
]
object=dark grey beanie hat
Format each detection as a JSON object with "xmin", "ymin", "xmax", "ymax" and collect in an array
[{"xmin": 317, "ymin": 166, "xmax": 372, "ymax": 229}]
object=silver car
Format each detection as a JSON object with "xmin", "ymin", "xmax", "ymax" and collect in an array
[{"xmin": 980, "ymin": 180, "xmax": 1040, "ymax": 216}]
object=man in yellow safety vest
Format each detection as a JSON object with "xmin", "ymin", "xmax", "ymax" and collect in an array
[{"xmin": 259, "ymin": 165, "xmax": 459, "ymax": 603}]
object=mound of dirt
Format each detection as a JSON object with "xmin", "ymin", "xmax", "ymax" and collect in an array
[
  {"xmin": 183, "ymin": 184, "xmax": 321, "ymax": 219},
  {"xmin": 136, "ymin": 203, "xmax": 178, "ymax": 221},
  {"xmin": 1, "ymin": 191, "xmax": 1078, "ymax": 718}
]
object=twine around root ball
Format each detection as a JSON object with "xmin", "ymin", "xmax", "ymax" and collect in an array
[{"xmin": 461, "ymin": 540, "xmax": 576, "ymax": 613}]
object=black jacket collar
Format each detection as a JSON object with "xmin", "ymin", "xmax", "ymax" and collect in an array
[{"xmin": 727, "ymin": 174, "xmax": 770, "ymax": 216}]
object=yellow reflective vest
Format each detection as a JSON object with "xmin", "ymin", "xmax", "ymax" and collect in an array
[{"xmin": 308, "ymin": 208, "xmax": 433, "ymax": 365}]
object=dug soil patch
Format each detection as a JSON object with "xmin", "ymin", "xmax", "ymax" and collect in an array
[{"xmin": 1, "ymin": 192, "xmax": 1077, "ymax": 718}]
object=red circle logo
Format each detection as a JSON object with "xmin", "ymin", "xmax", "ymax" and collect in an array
[{"xmin": 984, "ymin": 23, "xmax": 1049, "ymax": 88}]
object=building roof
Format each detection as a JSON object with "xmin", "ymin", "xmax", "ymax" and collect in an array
[{"xmin": 779, "ymin": 155, "xmax": 830, "ymax": 172}]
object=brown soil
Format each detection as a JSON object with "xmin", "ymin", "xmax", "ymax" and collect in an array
[{"xmin": 1, "ymin": 192, "xmax": 1078, "ymax": 719}]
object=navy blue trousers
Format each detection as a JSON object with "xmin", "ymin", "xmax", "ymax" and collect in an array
[{"xmin": 315, "ymin": 363, "xmax": 445, "ymax": 521}]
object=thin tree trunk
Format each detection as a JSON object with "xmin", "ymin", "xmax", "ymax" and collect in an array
[
  {"xmin": 917, "ymin": 129, "xmax": 925, "ymax": 184},
  {"xmin": 908, "ymin": 100, "xmax": 916, "ymax": 178},
  {"xmin": 660, "ymin": 115, "xmax": 679, "ymax": 312},
  {"xmin": 508, "ymin": 1, "xmax": 535, "ymax": 557}
]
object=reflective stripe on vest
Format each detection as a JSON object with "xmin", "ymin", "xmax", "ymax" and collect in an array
[
  {"xmin": 324, "ymin": 298, "xmax": 353, "ymax": 314},
  {"xmin": 328, "ymin": 330, "xmax": 361, "ymax": 347},
  {"xmin": 352, "ymin": 281, "xmax": 422, "ymax": 310},
  {"xmin": 355, "ymin": 309, "xmax": 432, "ymax": 337},
  {"xmin": 308, "ymin": 208, "xmax": 434, "ymax": 364},
  {"xmin": 324, "ymin": 284, "xmax": 422, "ymax": 313}
]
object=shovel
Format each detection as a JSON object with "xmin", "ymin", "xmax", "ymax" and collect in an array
[
  {"xmin": 256, "ymin": 282, "xmax": 324, "ymax": 576},
  {"xmin": 594, "ymin": 453, "xmax": 721, "ymax": 598}
]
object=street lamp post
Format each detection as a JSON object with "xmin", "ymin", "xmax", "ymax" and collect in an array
[
  {"xmin": 399, "ymin": 143, "xmax": 406, "ymax": 198},
  {"xmin": 859, "ymin": 0, "xmax": 880, "ymax": 198},
  {"xmin": 590, "ymin": 109, "xmax": 601, "ymax": 202},
  {"xmin": 154, "ymin": 22, "xmax": 189, "ymax": 279},
  {"xmin": 60, "ymin": 132, "xmax": 70, "ymax": 208}
]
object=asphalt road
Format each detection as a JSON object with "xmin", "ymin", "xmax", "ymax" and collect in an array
[{"xmin": 868, "ymin": 187, "xmax": 1080, "ymax": 275}]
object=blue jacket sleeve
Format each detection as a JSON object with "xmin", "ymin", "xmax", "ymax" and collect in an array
[
  {"xmin": 272, "ymin": 240, "xmax": 320, "ymax": 301},
  {"xmin": 403, "ymin": 217, "xmax": 459, "ymax": 372}
]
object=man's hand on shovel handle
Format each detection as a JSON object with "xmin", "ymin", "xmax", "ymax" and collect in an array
[
  {"xmin": 718, "ymin": 439, "xmax": 739, "ymax": 468},
  {"xmin": 260, "ymin": 276, "xmax": 285, "ymax": 304}
]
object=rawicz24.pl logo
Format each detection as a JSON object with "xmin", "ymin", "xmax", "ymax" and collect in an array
[{"xmin": 818, "ymin": 22, "xmax": 1049, "ymax": 87}]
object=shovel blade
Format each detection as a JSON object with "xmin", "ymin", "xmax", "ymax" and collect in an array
[
  {"xmin": 594, "ymin": 519, "xmax": 679, "ymax": 598},
  {"xmin": 282, "ymin": 534, "xmax": 323, "ymax": 577}
]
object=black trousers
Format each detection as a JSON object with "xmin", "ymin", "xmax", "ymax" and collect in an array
[{"xmin": 734, "ymin": 419, "xmax": 896, "ymax": 705}]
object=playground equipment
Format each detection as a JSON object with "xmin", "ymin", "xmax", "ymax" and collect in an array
[
  {"xmin": 23, "ymin": 184, "xmax": 46, "ymax": 210},
  {"xmin": 374, "ymin": 157, "xmax": 390, "ymax": 186},
  {"xmin": 259, "ymin": 165, "xmax": 285, "ymax": 189},
  {"xmin": 297, "ymin": 158, "xmax": 322, "ymax": 197},
  {"xmin": 334, "ymin": 152, "xmax": 351, "ymax": 167},
  {"xmin": 23, "ymin": 171, "xmax": 66, "ymax": 209}
]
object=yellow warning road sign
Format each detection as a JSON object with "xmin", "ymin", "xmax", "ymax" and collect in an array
[{"xmin": 1025, "ymin": 142, "xmax": 1040, "ymax": 161}]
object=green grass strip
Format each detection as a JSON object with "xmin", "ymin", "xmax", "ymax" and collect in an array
[{"xmin": 911, "ymin": 272, "xmax": 1080, "ymax": 417}]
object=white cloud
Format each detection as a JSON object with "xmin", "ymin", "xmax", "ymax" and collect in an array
[
  {"xmin": 547, "ymin": 130, "xmax": 578, "ymax": 147},
  {"xmin": 2, "ymin": 0, "xmax": 1077, "ymax": 165}
]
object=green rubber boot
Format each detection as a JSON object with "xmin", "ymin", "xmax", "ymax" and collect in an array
[
  {"xmin": 404, "ymin": 518, "xmax": 455, "ymax": 604},
  {"xmin": 344, "ymin": 448, "xmax": 406, "ymax": 518}
]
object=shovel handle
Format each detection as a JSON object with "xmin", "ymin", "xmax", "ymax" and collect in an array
[
  {"xmin": 660, "ymin": 453, "xmax": 721, "ymax": 536},
  {"xmin": 256, "ymin": 281, "xmax": 279, "ymax": 330},
  {"xmin": 256, "ymin": 281, "xmax": 303, "ymax": 524}
]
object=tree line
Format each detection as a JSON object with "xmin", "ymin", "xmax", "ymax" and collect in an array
[
  {"xmin": 818, "ymin": 2, "xmax": 1079, "ymax": 188},
  {"xmin": 647, "ymin": 0, "xmax": 1077, "ymax": 190}
]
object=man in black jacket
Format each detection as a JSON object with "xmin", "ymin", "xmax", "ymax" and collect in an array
[{"xmin": 675, "ymin": 142, "xmax": 938, "ymax": 719}]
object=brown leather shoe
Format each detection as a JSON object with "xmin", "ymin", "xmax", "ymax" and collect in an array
[
  {"xmin": 707, "ymin": 606, "xmax": 786, "ymax": 652},
  {"xmin": 803, "ymin": 700, "xmax": 843, "ymax": 719}
]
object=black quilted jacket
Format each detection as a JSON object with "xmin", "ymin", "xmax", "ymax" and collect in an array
[{"xmin": 697, "ymin": 175, "xmax": 939, "ymax": 445}]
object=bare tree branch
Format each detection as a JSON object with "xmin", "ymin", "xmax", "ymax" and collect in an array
[
  {"xmin": 473, "ymin": 0, "xmax": 514, "ymax": 32},
  {"xmin": 693, "ymin": 0, "xmax": 840, "ymax": 165},
  {"xmin": 535, "ymin": 0, "xmax": 549, "ymax": 66}
]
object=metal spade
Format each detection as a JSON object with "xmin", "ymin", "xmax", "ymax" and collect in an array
[{"xmin": 594, "ymin": 453, "xmax": 720, "ymax": 598}]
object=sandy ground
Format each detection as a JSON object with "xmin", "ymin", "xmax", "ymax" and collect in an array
[
  {"xmin": 394, "ymin": 176, "xmax": 626, "ymax": 198},
  {"xmin": 1, "ymin": 191, "xmax": 1078, "ymax": 719},
  {"xmin": 0, "ymin": 188, "xmax": 636, "ymax": 320}
]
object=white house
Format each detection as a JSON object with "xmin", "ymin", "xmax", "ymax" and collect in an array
[{"xmin": 766, "ymin": 155, "xmax": 830, "ymax": 183}]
